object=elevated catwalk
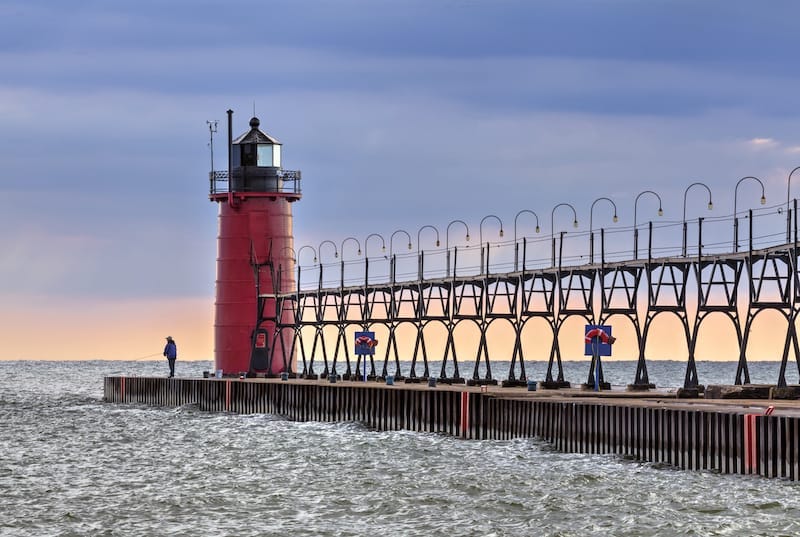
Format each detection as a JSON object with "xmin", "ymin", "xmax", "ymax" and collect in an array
[{"xmin": 104, "ymin": 376, "xmax": 800, "ymax": 481}]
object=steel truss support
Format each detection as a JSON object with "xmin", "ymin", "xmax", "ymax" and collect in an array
[
  {"xmin": 598, "ymin": 265, "xmax": 646, "ymax": 386},
  {"xmin": 253, "ymin": 235, "xmax": 800, "ymax": 388}
]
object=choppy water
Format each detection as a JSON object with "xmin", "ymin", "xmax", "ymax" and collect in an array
[{"xmin": 1, "ymin": 360, "xmax": 799, "ymax": 537}]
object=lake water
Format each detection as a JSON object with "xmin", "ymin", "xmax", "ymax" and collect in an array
[{"xmin": 1, "ymin": 360, "xmax": 798, "ymax": 536}]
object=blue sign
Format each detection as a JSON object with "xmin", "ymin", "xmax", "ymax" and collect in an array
[
  {"xmin": 354, "ymin": 331, "xmax": 377, "ymax": 355},
  {"xmin": 584, "ymin": 325, "xmax": 613, "ymax": 357}
]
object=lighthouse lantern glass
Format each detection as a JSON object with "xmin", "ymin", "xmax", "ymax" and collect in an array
[{"xmin": 257, "ymin": 144, "xmax": 281, "ymax": 167}]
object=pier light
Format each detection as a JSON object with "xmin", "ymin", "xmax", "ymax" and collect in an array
[
  {"xmin": 297, "ymin": 245, "xmax": 318, "ymax": 265},
  {"xmin": 446, "ymin": 219, "xmax": 471, "ymax": 276},
  {"xmin": 589, "ymin": 197, "xmax": 618, "ymax": 263},
  {"xmin": 364, "ymin": 233, "xmax": 386, "ymax": 259},
  {"xmin": 479, "ymin": 214, "xmax": 504, "ymax": 275},
  {"xmin": 682, "ymin": 182, "xmax": 713, "ymax": 257},
  {"xmin": 341, "ymin": 237, "xmax": 362, "ymax": 259},
  {"xmin": 733, "ymin": 176, "xmax": 767, "ymax": 251},
  {"xmin": 319, "ymin": 240, "xmax": 339, "ymax": 261},
  {"xmin": 633, "ymin": 190, "xmax": 663, "ymax": 259},
  {"xmin": 514, "ymin": 209, "xmax": 541, "ymax": 271},
  {"xmin": 417, "ymin": 225, "xmax": 441, "ymax": 250},
  {"xmin": 550, "ymin": 202, "xmax": 579, "ymax": 266},
  {"xmin": 785, "ymin": 166, "xmax": 800, "ymax": 241},
  {"xmin": 390, "ymin": 229, "xmax": 413, "ymax": 257}
]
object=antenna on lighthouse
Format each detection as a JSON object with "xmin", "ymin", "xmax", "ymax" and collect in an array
[{"xmin": 206, "ymin": 120, "xmax": 218, "ymax": 173}]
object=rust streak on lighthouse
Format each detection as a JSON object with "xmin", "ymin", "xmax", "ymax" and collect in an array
[{"xmin": 209, "ymin": 110, "xmax": 301, "ymax": 376}]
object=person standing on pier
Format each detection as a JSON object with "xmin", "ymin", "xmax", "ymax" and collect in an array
[{"xmin": 163, "ymin": 336, "xmax": 177, "ymax": 378}]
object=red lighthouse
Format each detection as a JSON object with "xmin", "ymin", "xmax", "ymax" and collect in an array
[{"xmin": 209, "ymin": 111, "xmax": 301, "ymax": 375}]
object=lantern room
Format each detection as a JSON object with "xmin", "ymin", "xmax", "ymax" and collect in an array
[
  {"xmin": 228, "ymin": 116, "xmax": 287, "ymax": 193},
  {"xmin": 231, "ymin": 117, "xmax": 281, "ymax": 168}
]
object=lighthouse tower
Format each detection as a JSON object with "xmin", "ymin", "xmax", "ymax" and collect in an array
[{"xmin": 209, "ymin": 111, "xmax": 301, "ymax": 375}]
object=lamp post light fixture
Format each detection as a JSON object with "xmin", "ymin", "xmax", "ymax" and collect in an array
[
  {"xmin": 589, "ymin": 197, "xmax": 618, "ymax": 264},
  {"xmin": 340, "ymin": 236, "xmax": 362, "ymax": 259},
  {"xmin": 318, "ymin": 240, "xmax": 338, "ymax": 262},
  {"xmin": 550, "ymin": 203, "xmax": 578, "ymax": 266},
  {"xmin": 294, "ymin": 245, "xmax": 318, "ymax": 291},
  {"xmin": 297, "ymin": 245, "xmax": 318, "ymax": 264},
  {"xmin": 734, "ymin": 176, "xmax": 766, "ymax": 252},
  {"xmin": 633, "ymin": 190, "xmax": 663, "ymax": 259},
  {"xmin": 513, "ymin": 209, "xmax": 540, "ymax": 271},
  {"xmin": 786, "ymin": 166, "xmax": 800, "ymax": 242},
  {"xmin": 682, "ymin": 182, "xmax": 713, "ymax": 257},
  {"xmin": 446, "ymin": 219, "xmax": 471, "ymax": 277},
  {"xmin": 479, "ymin": 214, "xmax": 504, "ymax": 275},
  {"xmin": 390, "ymin": 229, "xmax": 413, "ymax": 257},
  {"xmin": 416, "ymin": 224, "xmax": 440, "ymax": 281},
  {"xmin": 279, "ymin": 246, "xmax": 297, "ymax": 263},
  {"xmin": 416, "ymin": 224, "xmax": 441, "ymax": 251},
  {"xmin": 364, "ymin": 233, "xmax": 386, "ymax": 259}
]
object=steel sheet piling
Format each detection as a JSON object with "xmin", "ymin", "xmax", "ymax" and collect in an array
[{"xmin": 104, "ymin": 377, "xmax": 800, "ymax": 481}]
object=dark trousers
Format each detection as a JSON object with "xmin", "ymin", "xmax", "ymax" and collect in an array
[{"xmin": 168, "ymin": 358, "xmax": 176, "ymax": 377}]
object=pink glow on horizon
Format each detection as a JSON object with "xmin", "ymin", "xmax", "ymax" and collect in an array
[{"xmin": 0, "ymin": 296, "xmax": 214, "ymax": 361}]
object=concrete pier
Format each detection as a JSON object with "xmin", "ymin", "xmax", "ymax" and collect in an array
[{"xmin": 104, "ymin": 377, "xmax": 800, "ymax": 481}]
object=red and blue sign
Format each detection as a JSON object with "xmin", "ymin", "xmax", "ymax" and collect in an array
[
  {"xmin": 584, "ymin": 325, "xmax": 613, "ymax": 356},
  {"xmin": 354, "ymin": 331, "xmax": 378, "ymax": 355}
]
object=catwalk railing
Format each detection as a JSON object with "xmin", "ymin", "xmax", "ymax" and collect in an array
[{"xmin": 256, "ymin": 203, "xmax": 800, "ymax": 390}]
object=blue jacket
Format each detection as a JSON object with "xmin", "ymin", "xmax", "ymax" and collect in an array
[{"xmin": 164, "ymin": 341, "xmax": 177, "ymax": 360}]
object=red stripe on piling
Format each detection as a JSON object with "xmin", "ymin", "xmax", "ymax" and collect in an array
[
  {"xmin": 460, "ymin": 392, "xmax": 470, "ymax": 438},
  {"xmin": 744, "ymin": 414, "xmax": 757, "ymax": 473},
  {"xmin": 225, "ymin": 380, "xmax": 231, "ymax": 412},
  {"xmin": 120, "ymin": 377, "xmax": 125, "ymax": 402}
]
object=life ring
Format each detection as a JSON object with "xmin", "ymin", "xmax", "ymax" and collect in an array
[
  {"xmin": 355, "ymin": 335, "xmax": 378, "ymax": 348},
  {"xmin": 585, "ymin": 328, "xmax": 610, "ymax": 344}
]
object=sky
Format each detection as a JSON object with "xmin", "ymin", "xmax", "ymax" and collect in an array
[{"xmin": 2, "ymin": 0, "xmax": 800, "ymax": 362}]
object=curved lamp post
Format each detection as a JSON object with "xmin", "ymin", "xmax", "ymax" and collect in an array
[
  {"xmin": 279, "ymin": 246, "xmax": 297, "ymax": 263},
  {"xmin": 364, "ymin": 232, "xmax": 386, "ymax": 259},
  {"xmin": 514, "ymin": 209, "xmax": 540, "ymax": 271},
  {"xmin": 297, "ymin": 245, "xmax": 318, "ymax": 264},
  {"xmin": 416, "ymin": 224, "xmax": 440, "ymax": 281},
  {"xmin": 682, "ymin": 182, "xmax": 713, "ymax": 257},
  {"xmin": 340, "ymin": 236, "xmax": 361, "ymax": 259},
  {"xmin": 446, "ymin": 219, "xmax": 470, "ymax": 277},
  {"xmin": 390, "ymin": 229, "xmax": 413, "ymax": 257},
  {"xmin": 416, "ymin": 224, "xmax": 441, "ymax": 250},
  {"xmin": 633, "ymin": 190, "xmax": 663, "ymax": 259},
  {"xmin": 589, "ymin": 197, "xmax": 618, "ymax": 263},
  {"xmin": 550, "ymin": 203, "xmax": 578, "ymax": 266},
  {"xmin": 734, "ymin": 176, "xmax": 766, "ymax": 252},
  {"xmin": 786, "ymin": 166, "xmax": 800, "ymax": 242},
  {"xmin": 479, "ymin": 214, "xmax": 504, "ymax": 275},
  {"xmin": 294, "ymin": 245, "xmax": 318, "ymax": 290},
  {"xmin": 318, "ymin": 239, "xmax": 338, "ymax": 262}
]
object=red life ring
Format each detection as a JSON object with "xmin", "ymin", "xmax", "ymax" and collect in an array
[{"xmin": 585, "ymin": 328, "xmax": 610, "ymax": 344}]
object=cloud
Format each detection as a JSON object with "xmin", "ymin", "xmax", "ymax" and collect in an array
[
  {"xmin": 748, "ymin": 137, "xmax": 778, "ymax": 149},
  {"xmin": 2, "ymin": 0, "xmax": 800, "ymax": 362}
]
